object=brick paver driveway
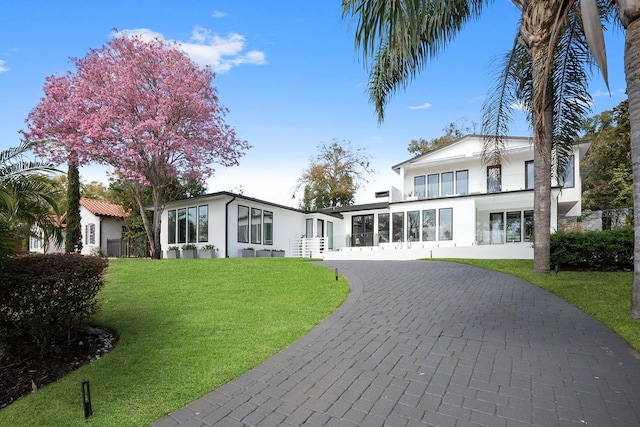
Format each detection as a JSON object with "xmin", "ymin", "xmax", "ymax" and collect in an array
[{"xmin": 152, "ymin": 260, "xmax": 640, "ymax": 427}]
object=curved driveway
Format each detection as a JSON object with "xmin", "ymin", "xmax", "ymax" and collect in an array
[{"xmin": 152, "ymin": 261, "xmax": 640, "ymax": 426}]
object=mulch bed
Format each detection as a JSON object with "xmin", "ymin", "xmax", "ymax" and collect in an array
[{"xmin": 0, "ymin": 327, "xmax": 118, "ymax": 410}]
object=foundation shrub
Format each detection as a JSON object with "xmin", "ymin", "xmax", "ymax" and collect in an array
[{"xmin": 550, "ymin": 228, "xmax": 633, "ymax": 271}]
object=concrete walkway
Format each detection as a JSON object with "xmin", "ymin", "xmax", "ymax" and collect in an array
[{"xmin": 151, "ymin": 260, "xmax": 640, "ymax": 426}]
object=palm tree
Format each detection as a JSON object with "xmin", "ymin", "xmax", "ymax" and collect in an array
[
  {"xmin": 0, "ymin": 142, "xmax": 62, "ymax": 259},
  {"xmin": 616, "ymin": 1, "xmax": 640, "ymax": 317},
  {"xmin": 342, "ymin": 0, "xmax": 609, "ymax": 273}
]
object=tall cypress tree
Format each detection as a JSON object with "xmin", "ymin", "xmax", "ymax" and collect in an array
[{"xmin": 65, "ymin": 162, "xmax": 82, "ymax": 253}]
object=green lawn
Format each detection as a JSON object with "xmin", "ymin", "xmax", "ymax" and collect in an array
[
  {"xmin": 0, "ymin": 258, "xmax": 349, "ymax": 427},
  {"xmin": 439, "ymin": 259, "xmax": 640, "ymax": 351}
]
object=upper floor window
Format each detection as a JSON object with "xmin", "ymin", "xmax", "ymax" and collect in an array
[
  {"xmin": 441, "ymin": 172, "xmax": 454, "ymax": 196},
  {"xmin": 414, "ymin": 175, "xmax": 426, "ymax": 198},
  {"xmin": 427, "ymin": 174, "xmax": 439, "ymax": 198},
  {"xmin": 525, "ymin": 160, "xmax": 534, "ymax": 190},
  {"xmin": 456, "ymin": 170, "xmax": 468, "ymax": 195},
  {"xmin": 559, "ymin": 155, "xmax": 575, "ymax": 188},
  {"xmin": 487, "ymin": 165, "xmax": 502, "ymax": 193}
]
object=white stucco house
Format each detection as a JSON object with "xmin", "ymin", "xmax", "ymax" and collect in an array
[
  {"xmin": 30, "ymin": 197, "xmax": 128, "ymax": 256},
  {"xmin": 160, "ymin": 135, "xmax": 590, "ymax": 260}
]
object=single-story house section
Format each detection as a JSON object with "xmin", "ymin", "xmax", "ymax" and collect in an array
[
  {"xmin": 160, "ymin": 135, "xmax": 591, "ymax": 260},
  {"xmin": 79, "ymin": 198, "xmax": 128, "ymax": 256}
]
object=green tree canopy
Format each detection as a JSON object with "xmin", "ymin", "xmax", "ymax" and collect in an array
[
  {"xmin": 581, "ymin": 99, "xmax": 632, "ymax": 211},
  {"xmin": 294, "ymin": 139, "xmax": 373, "ymax": 210}
]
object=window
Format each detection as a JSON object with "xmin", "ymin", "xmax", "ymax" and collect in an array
[
  {"xmin": 487, "ymin": 165, "xmax": 502, "ymax": 193},
  {"xmin": 490, "ymin": 212, "xmax": 503, "ymax": 244},
  {"xmin": 392, "ymin": 212, "xmax": 404, "ymax": 242},
  {"xmin": 263, "ymin": 210, "xmax": 273, "ymax": 245},
  {"xmin": 188, "ymin": 207, "xmax": 197, "ymax": 244},
  {"xmin": 251, "ymin": 208, "xmax": 262, "ymax": 244},
  {"xmin": 456, "ymin": 170, "xmax": 468, "ymax": 195},
  {"xmin": 525, "ymin": 160, "xmax": 534, "ymax": 189},
  {"xmin": 198, "ymin": 205, "xmax": 208, "ymax": 242},
  {"xmin": 168, "ymin": 210, "xmax": 177, "ymax": 244},
  {"xmin": 422, "ymin": 209, "xmax": 436, "ymax": 241},
  {"xmin": 559, "ymin": 155, "xmax": 575, "ymax": 188},
  {"xmin": 427, "ymin": 174, "xmax": 439, "ymax": 197},
  {"xmin": 414, "ymin": 175, "xmax": 426, "ymax": 198},
  {"xmin": 306, "ymin": 218, "xmax": 313, "ymax": 238},
  {"xmin": 441, "ymin": 172, "xmax": 454, "ymax": 196},
  {"xmin": 407, "ymin": 211, "xmax": 420, "ymax": 241},
  {"xmin": 85, "ymin": 223, "xmax": 96, "ymax": 245},
  {"xmin": 238, "ymin": 205, "xmax": 249, "ymax": 243},
  {"xmin": 377, "ymin": 213, "xmax": 390, "ymax": 243},
  {"xmin": 439, "ymin": 208, "xmax": 453, "ymax": 241},
  {"xmin": 177, "ymin": 208, "xmax": 187, "ymax": 243},
  {"xmin": 327, "ymin": 221, "xmax": 334, "ymax": 249},
  {"xmin": 506, "ymin": 211, "xmax": 522, "ymax": 242},
  {"xmin": 524, "ymin": 210, "xmax": 534, "ymax": 242},
  {"xmin": 352, "ymin": 214, "xmax": 374, "ymax": 246}
]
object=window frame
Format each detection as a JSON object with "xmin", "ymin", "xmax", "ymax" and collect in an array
[
  {"xmin": 263, "ymin": 210, "xmax": 273, "ymax": 245},
  {"xmin": 427, "ymin": 174, "xmax": 439, "ymax": 198},
  {"xmin": 525, "ymin": 160, "xmax": 534, "ymax": 190},
  {"xmin": 441, "ymin": 172, "xmax": 454, "ymax": 196},
  {"xmin": 250, "ymin": 208, "xmax": 262, "ymax": 244},
  {"xmin": 422, "ymin": 209, "xmax": 436, "ymax": 241},
  {"xmin": 407, "ymin": 210, "xmax": 420, "ymax": 241},
  {"xmin": 438, "ymin": 208, "xmax": 453, "ymax": 241},
  {"xmin": 456, "ymin": 170, "xmax": 468, "ymax": 195},
  {"xmin": 237, "ymin": 205, "xmax": 249, "ymax": 243},
  {"xmin": 487, "ymin": 165, "xmax": 502, "ymax": 193},
  {"xmin": 414, "ymin": 175, "xmax": 426, "ymax": 198}
]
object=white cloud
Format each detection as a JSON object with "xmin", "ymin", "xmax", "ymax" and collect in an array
[
  {"xmin": 0, "ymin": 59, "xmax": 8, "ymax": 73},
  {"xmin": 112, "ymin": 27, "xmax": 266, "ymax": 73},
  {"xmin": 509, "ymin": 100, "xmax": 527, "ymax": 111},
  {"xmin": 408, "ymin": 102, "xmax": 432, "ymax": 110},
  {"xmin": 212, "ymin": 10, "xmax": 228, "ymax": 18}
]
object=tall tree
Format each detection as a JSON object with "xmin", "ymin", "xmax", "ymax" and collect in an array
[
  {"xmin": 342, "ymin": 0, "xmax": 609, "ymax": 273},
  {"xmin": 293, "ymin": 139, "xmax": 373, "ymax": 210},
  {"xmin": 581, "ymin": 100, "xmax": 632, "ymax": 210},
  {"xmin": 64, "ymin": 161, "xmax": 82, "ymax": 253},
  {"xmin": 23, "ymin": 35, "xmax": 250, "ymax": 259},
  {"xmin": 407, "ymin": 118, "xmax": 476, "ymax": 155}
]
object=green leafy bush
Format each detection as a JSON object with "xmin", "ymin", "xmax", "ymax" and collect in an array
[
  {"xmin": 551, "ymin": 228, "xmax": 633, "ymax": 271},
  {"xmin": 0, "ymin": 253, "xmax": 108, "ymax": 351}
]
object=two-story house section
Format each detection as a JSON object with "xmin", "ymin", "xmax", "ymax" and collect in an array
[{"xmin": 385, "ymin": 134, "xmax": 590, "ymax": 258}]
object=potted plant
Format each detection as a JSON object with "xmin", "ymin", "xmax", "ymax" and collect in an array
[
  {"xmin": 199, "ymin": 244, "xmax": 216, "ymax": 258},
  {"xmin": 256, "ymin": 248, "xmax": 272, "ymax": 257},
  {"xmin": 181, "ymin": 243, "xmax": 197, "ymax": 259},
  {"xmin": 271, "ymin": 249, "xmax": 285, "ymax": 258},
  {"xmin": 166, "ymin": 246, "xmax": 180, "ymax": 259},
  {"xmin": 239, "ymin": 247, "xmax": 255, "ymax": 257}
]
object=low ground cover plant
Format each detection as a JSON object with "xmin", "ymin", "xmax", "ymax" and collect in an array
[{"xmin": 0, "ymin": 258, "xmax": 349, "ymax": 426}]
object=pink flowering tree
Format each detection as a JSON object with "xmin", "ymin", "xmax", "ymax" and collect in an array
[{"xmin": 23, "ymin": 35, "xmax": 250, "ymax": 259}]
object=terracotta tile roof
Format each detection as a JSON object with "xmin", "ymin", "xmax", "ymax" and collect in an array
[{"xmin": 80, "ymin": 198, "xmax": 128, "ymax": 219}]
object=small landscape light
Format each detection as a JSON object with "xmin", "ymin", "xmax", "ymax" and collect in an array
[
  {"xmin": 335, "ymin": 268, "xmax": 339, "ymax": 281},
  {"xmin": 82, "ymin": 380, "xmax": 93, "ymax": 419}
]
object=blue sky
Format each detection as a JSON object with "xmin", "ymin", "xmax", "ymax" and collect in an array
[{"xmin": 0, "ymin": 1, "xmax": 627, "ymax": 207}]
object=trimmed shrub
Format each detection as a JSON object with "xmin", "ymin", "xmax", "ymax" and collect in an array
[
  {"xmin": 0, "ymin": 253, "xmax": 108, "ymax": 350},
  {"xmin": 550, "ymin": 228, "xmax": 633, "ymax": 271}
]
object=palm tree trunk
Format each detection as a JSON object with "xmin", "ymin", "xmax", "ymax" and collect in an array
[
  {"xmin": 533, "ymin": 105, "xmax": 553, "ymax": 273},
  {"xmin": 624, "ymin": 14, "xmax": 640, "ymax": 318}
]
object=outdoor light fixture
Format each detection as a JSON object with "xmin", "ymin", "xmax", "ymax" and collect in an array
[
  {"xmin": 82, "ymin": 380, "xmax": 93, "ymax": 419},
  {"xmin": 335, "ymin": 268, "xmax": 338, "ymax": 281}
]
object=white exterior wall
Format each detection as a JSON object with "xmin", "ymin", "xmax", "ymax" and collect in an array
[{"xmin": 80, "ymin": 207, "xmax": 100, "ymax": 255}]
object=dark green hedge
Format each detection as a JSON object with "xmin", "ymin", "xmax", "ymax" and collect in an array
[
  {"xmin": 0, "ymin": 253, "xmax": 108, "ymax": 350},
  {"xmin": 550, "ymin": 228, "xmax": 633, "ymax": 271}
]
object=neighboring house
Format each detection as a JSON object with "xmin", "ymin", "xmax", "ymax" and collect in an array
[
  {"xmin": 160, "ymin": 135, "xmax": 590, "ymax": 260},
  {"xmin": 79, "ymin": 198, "xmax": 128, "ymax": 256},
  {"xmin": 31, "ymin": 198, "xmax": 128, "ymax": 256}
]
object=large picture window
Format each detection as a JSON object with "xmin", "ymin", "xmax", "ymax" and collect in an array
[
  {"xmin": 198, "ymin": 205, "xmax": 208, "ymax": 242},
  {"xmin": 251, "ymin": 208, "xmax": 262, "ymax": 244},
  {"xmin": 188, "ymin": 207, "xmax": 197, "ymax": 244},
  {"xmin": 263, "ymin": 210, "xmax": 273, "ymax": 245},
  {"xmin": 238, "ymin": 205, "xmax": 249, "ymax": 243},
  {"xmin": 414, "ymin": 175, "xmax": 426, "ymax": 198},
  {"xmin": 407, "ymin": 211, "xmax": 420, "ymax": 241},
  {"xmin": 177, "ymin": 208, "xmax": 187, "ymax": 244},
  {"xmin": 525, "ymin": 160, "xmax": 534, "ymax": 189},
  {"xmin": 487, "ymin": 165, "xmax": 502, "ymax": 193},
  {"xmin": 422, "ymin": 209, "xmax": 436, "ymax": 241},
  {"xmin": 378, "ymin": 213, "xmax": 390, "ymax": 244},
  {"xmin": 506, "ymin": 211, "xmax": 522, "ymax": 242},
  {"xmin": 456, "ymin": 170, "xmax": 468, "ymax": 195},
  {"xmin": 439, "ymin": 208, "xmax": 453, "ymax": 241},
  {"xmin": 441, "ymin": 172, "xmax": 454, "ymax": 196},
  {"xmin": 427, "ymin": 174, "xmax": 439, "ymax": 198},
  {"xmin": 392, "ymin": 212, "xmax": 404, "ymax": 242},
  {"xmin": 168, "ymin": 210, "xmax": 177, "ymax": 244},
  {"xmin": 524, "ymin": 210, "xmax": 534, "ymax": 242},
  {"xmin": 490, "ymin": 212, "xmax": 503, "ymax": 244}
]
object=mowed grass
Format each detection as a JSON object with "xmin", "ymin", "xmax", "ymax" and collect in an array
[
  {"xmin": 439, "ymin": 259, "xmax": 640, "ymax": 351},
  {"xmin": 0, "ymin": 258, "xmax": 349, "ymax": 427}
]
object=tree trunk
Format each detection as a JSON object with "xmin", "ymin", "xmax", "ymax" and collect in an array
[
  {"xmin": 624, "ymin": 13, "xmax": 640, "ymax": 318},
  {"xmin": 532, "ymin": 105, "xmax": 553, "ymax": 274},
  {"xmin": 65, "ymin": 161, "xmax": 83, "ymax": 253}
]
